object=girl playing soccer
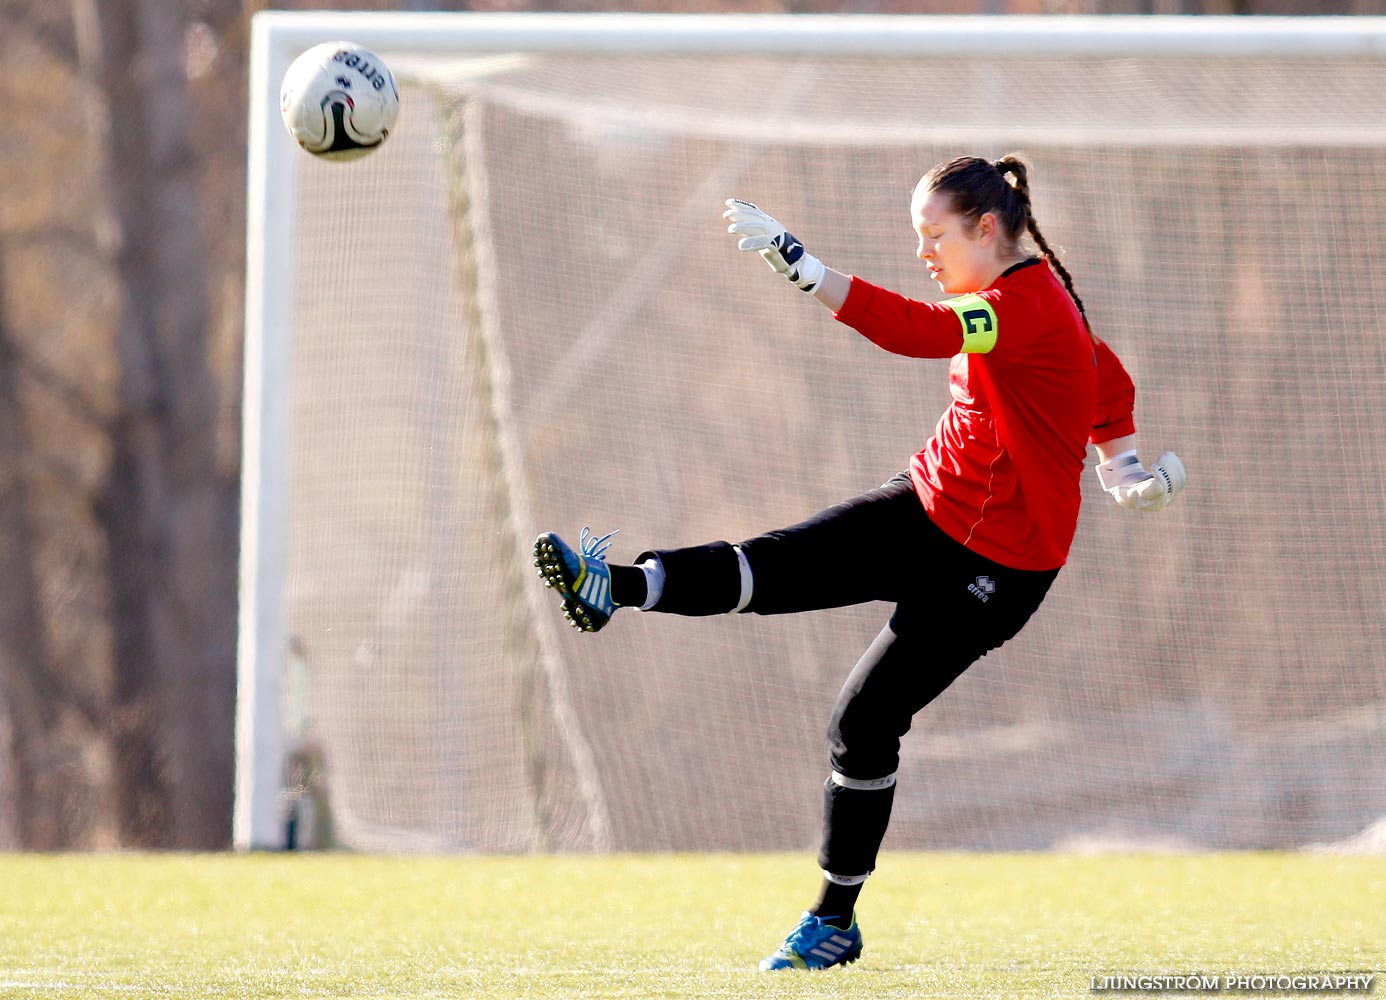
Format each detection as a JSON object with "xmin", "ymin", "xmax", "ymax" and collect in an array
[{"xmin": 534, "ymin": 154, "xmax": 1185, "ymax": 971}]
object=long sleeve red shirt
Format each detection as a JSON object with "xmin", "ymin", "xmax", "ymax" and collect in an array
[{"xmin": 834, "ymin": 258, "xmax": 1136, "ymax": 571}]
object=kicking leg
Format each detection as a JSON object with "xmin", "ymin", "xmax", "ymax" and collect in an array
[
  {"xmin": 633, "ymin": 472, "xmax": 927, "ymax": 618},
  {"xmin": 536, "ymin": 473, "xmax": 924, "ymax": 629}
]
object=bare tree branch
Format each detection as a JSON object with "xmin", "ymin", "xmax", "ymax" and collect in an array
[
  {"xmin": 13, "ymin": 351, "xmax": 111, "ymax": 428},
  {"xmin": 5, "ymin": 4, "xmax": 80, "ymax": 66}
]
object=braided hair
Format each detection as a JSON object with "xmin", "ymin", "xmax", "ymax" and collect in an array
[{"xmin": 924, "ymin": 154, "xmax": 1093, "ymax": 338}]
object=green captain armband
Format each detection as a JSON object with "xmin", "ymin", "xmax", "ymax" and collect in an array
[{"xmin": 946, "ymin": 294, "xmax": 998, "ymax": 354}]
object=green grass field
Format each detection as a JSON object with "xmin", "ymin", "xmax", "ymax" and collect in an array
[{"xmin": 0, "ymin": 853, "xmax": 1380, "ymax": 998}]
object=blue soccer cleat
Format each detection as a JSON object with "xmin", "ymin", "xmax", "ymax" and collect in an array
[
  {"xmin": 758, "ymin": 911, "xmax": 863, "ymax": 971},
  {"xmin": 533, "ymin": 527, "xmax": 619, "ymax": 633}
]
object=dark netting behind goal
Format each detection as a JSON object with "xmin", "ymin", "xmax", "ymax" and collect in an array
[{"xmin": 284, "ymin": 52, "xmax": 1386, "ymax": 853}]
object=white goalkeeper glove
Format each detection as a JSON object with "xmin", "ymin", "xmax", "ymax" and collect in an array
[
  {"xmin": 1095, "ymin": 449, "xmax": 1187, "ymax": 512},
  {"xmin": 722, "ymin": 198, "xmax": 826, "ymax": 293}
]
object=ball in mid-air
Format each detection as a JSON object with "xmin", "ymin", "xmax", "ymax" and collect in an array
[{"xmin": 280, "ymin": 42, "xmax": 399, "ymax": 161}]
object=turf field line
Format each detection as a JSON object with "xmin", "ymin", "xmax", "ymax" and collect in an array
[{"xmin": 0, "ymin": 981, "xmax": 147, "ymax": 993}]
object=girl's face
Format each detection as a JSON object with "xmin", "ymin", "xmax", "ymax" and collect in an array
[{"xmin": 911, "ymin": 184, "xmax": 1009, "ymax": 295}]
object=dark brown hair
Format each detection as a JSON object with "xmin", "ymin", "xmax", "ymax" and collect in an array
[{"xmin": 924, "ymin": 154, "xmax": 1093, "ymax": 337}]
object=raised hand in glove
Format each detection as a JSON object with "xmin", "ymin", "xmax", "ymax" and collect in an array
[{"xmin": 722, "ymin": 199, "xmax": 826, "ymax": 293}]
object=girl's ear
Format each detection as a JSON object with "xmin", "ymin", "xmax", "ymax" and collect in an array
[{"xmin": 976, "ymin": 211, "xmax": 998, "ymax": 247}]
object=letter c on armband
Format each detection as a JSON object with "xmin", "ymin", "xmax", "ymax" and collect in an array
[{"xmin": 946, "ymin": 294, "xmax": 998, "ymax": 354}]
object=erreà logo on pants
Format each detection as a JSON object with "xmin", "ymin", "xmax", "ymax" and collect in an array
[{"xmin": 968, "ymin": 576, "xmax": 996, "ymax": 602}]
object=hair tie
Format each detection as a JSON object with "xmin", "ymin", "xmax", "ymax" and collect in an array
[{"xmin": 993, "ymin": 159, "xmax": 1012, "ymax": 177}]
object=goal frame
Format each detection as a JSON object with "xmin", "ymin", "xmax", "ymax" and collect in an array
[{"xmin": 236, "ymin": 10, "xmax": 1386, "ymax": 850}]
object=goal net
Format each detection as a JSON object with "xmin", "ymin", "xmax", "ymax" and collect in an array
[{"xmin": 238, "ymin": 14, "xmax": 1386, "ymax": 854}]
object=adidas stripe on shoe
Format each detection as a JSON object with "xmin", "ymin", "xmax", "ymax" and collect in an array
[
  {"xmin": 758, "ymin": 911, "xmax": 863, "ymax": 971},
  {"xmin": 534, "ymin": 527, "xmax": 619, "ymax": 633}
]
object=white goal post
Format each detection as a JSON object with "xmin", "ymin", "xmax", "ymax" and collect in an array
[{"xmin": 238, "ymin": 12, "xmax": 1386, "ymax": 851}]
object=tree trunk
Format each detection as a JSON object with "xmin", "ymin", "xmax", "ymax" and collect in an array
[
  {"xmin": 76, "ymin": 0, "xmax": 238, "ymax": 848},
  {"xmin": 0, "ymin": 250, "xmax": 72, "ymax": 849}
]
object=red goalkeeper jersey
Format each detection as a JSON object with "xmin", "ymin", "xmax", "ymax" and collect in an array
[{"xmin": 834, "ymin": 258, "xmax": 1136, "ymax": 571}]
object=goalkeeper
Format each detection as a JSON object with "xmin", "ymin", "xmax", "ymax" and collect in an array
[{"xmin": 534, "ymin": 154, "xmax": 1185, "ymax": 972}]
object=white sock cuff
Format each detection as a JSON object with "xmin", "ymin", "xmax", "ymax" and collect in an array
[
  {"xmin": 732, "ymin": 544, "xmax": 753, "ymax": 613},
  {"xmin": 830, "ymin": 770, "xmax": 897, "ymax": 791},
  {"xmin": 638, "ymin": 557, "xmax": 665, "ymax": 612},
  {"xmin": 822, "ymin": 869, "xmax": 872, "ymax": 886}
]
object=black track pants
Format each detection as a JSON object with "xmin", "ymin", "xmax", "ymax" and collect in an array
[{"xmin": 636, "ymin": 473, "xmax": 1058, "ymax": 877}]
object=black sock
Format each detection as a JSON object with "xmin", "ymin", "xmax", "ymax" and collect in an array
[
  {"xmin": 811, "ymin": 878, "xmax": 863, "ymax": 930},
  {"xmin": 607, "ymin": 563, "xmax": 646, "ymax": 608}
]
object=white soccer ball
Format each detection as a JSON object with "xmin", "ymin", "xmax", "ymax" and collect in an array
[{"xmin": 280, "ymin": 42, "xmax": 399, "ymax": 161}]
